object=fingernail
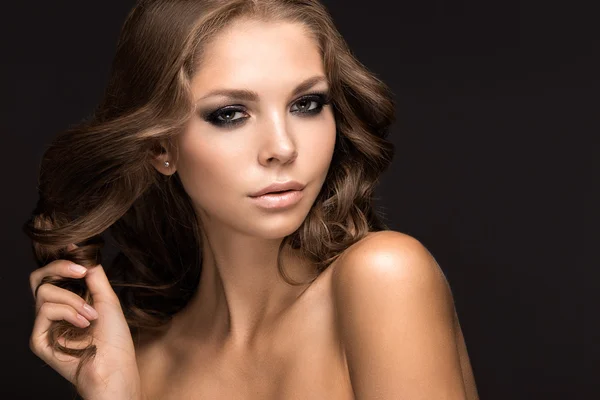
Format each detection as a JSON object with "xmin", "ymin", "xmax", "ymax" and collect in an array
[
  {"xmin": 76, "ymin": 314, "xmax": 91, "ymax": 327},
  {"xmin": 69, "ymin": 264, "xmax": 87, "ymax": 275},
  {"xmin": 83, "ymin": 303, "xmax": 99, "ymax": 319}
]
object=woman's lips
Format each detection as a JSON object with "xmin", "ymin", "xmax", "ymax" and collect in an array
[{"xmin": 248, "ymin": 189, "xmax": 304, "ymax": 210}]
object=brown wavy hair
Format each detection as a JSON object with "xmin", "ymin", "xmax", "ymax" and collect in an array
[{"xmin": 23, "ymin": 0, "xmax": 396, "ymax": 389}]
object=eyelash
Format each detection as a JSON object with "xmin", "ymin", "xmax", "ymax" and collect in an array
[{"xmin": 202, "ymin": 91, "xmax": 332, "ymax": 128}]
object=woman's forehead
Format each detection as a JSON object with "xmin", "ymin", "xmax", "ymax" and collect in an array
[{"xmin": 190, "ymin": 20, "xmax": 324, "ymax": 98}]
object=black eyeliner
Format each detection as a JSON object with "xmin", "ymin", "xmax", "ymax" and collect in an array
[
  {"xmin": 201, "ymin": 89, "xmax": 332, "ymax": 127},
  {"xmin": 301, "ymin": 90, "xmax": 331, "ymax": 105}
]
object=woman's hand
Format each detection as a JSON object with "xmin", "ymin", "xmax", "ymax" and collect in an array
[{"xmin": 28, "ymin": 245, "xmax": 145, "ymax": 400}]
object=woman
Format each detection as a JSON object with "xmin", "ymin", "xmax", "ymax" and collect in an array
[{"xmin": 24, "ymin": 0, "xmax": 479, "ymax": 399}]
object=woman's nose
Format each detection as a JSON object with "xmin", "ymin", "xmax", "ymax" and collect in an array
[{"xmin": 257, "ymin": 116, "xmax": 298, "ymax": 166}]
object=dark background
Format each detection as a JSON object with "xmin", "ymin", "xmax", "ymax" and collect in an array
[{"xmin": 2, "ymin": 1, "xmax": 597, "ymax": 399}]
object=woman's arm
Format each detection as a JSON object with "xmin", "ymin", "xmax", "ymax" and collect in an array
[{"xmin": 332, "ymin": 231, "xmax": 474, "ymax": 400}]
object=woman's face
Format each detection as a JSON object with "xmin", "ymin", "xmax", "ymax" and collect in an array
[{"xmin": 172, "ymin": 19, "xmax": 336, "ymax": 239}]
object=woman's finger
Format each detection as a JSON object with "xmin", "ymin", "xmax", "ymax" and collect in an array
[
  {"xmin": 83, "ymin": 265, "xmax": 120, "ymax": 306},
  {"xmin": 29, "ymin": 260, "xmax": 88, "ymax": 298},
  {"xmin": 34, "ymin": 283, "xmax": 99, "ymax": 320},
  {"xmin": 30, "ymin": 302, "xmax": 91, "ymax": 357}
]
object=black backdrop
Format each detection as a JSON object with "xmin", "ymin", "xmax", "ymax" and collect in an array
[{"xmin": 2, "ymin": 1, "xmax": 597, "ymax": 399}]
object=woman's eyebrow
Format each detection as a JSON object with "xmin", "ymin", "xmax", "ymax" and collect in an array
[{"xmin": 195, "ymin": 75, "xmax": 328, "ymax": 103}]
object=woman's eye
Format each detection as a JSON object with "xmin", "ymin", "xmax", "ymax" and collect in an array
[
  {"xmin": 291, "ymin": 99, "xmax": 318, "ymax": 113},
  {"xmin": 203, "ymin": 92, "xmax": 330, "ymax": 128},
  {"xmin": 291, "ymin": 93, "xmax": 330, "ymax": 115},
  {"xmin": 205, "ymin": 108, "xmax": 248, "ymax": 127}
]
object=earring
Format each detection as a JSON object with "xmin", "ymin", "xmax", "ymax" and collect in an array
[{"xmin": 164, "ymin": 161, "xmax": 170, "ymax": 168}]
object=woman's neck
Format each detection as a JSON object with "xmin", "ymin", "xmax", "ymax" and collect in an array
[{"xmin": 168, "ymin": 225, "xmax": 317, "ymax": 352}]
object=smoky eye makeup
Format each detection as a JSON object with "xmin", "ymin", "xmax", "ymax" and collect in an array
[{"xmin": 197, "ymin": 90, "xmax": 332, "ymax": 128}]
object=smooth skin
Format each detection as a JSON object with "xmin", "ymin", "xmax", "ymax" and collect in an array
[
  {"xmin": 332, "ymin": 231, "xmax": 479, "ymax": 400},
  {"xmin": 29, "ymin": 18, "xmax": 478, "ymax": 400}
]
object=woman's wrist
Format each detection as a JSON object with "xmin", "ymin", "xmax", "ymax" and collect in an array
[{"xmin": 82, "ymin": 373, "xmax": 145, "ymax": 400}]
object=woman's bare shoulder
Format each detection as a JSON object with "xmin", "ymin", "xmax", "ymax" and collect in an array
[
  {"xmin": 330, "ymin": 229, "xmax": 452, "ymax": 320},
  {"xmin": 332, "ymin": 230, "xmax": 432, "ymax": 273},
  {"xmin": 329, "ymin": 230, "xmax": 472, "ymax": 398}
]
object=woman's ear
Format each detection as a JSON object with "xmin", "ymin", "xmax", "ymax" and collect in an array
[{"xmin": 150, "ymin": 139, "xmax": 177, "ymax": 176}]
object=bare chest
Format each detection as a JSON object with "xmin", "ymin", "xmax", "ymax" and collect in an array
[
  {"xmin": 145, "ymin": 340, "xmax": 353, "ymax": 399},
  {"xmin": 136, "ymin": 277, "xmax": 354, "ymax": 399}
]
